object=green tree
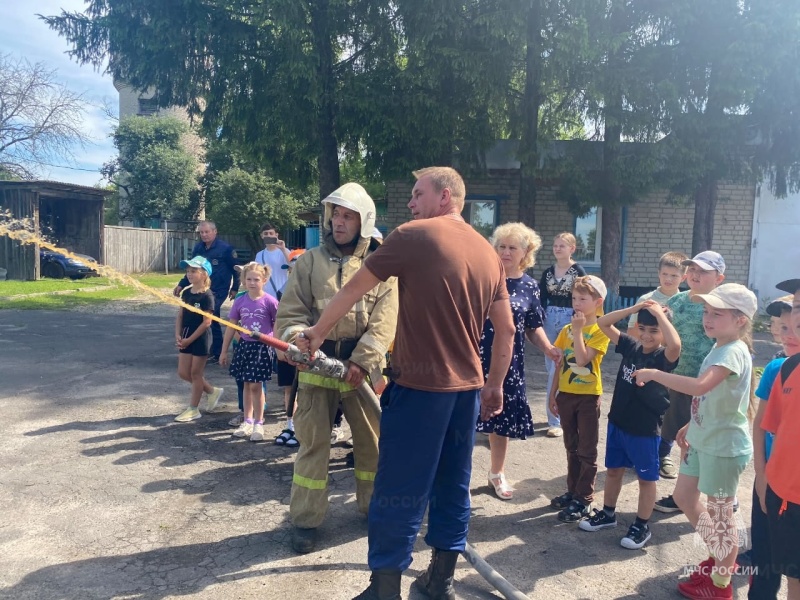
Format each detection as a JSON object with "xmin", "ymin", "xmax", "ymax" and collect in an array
[
  {"xmin": 642, "ymin": 1, "xmax": 755, "ymax": 254},
  {"xmin": 207, "ymin": 167, "xmax": 316, "ymax": 251},
  {"xmin": 512, "ymin": 0, "xmax": 590, "ymax": 226},
  {"xmin": 43, "ymin": 0, "xmax": 399, "ymax": 199},
  {"xmin": 555, "ymin": 0, "xmax": 662, "ymax": 293},
  {"xmin": 746, "ymin": 0, "xmax": 800, "ymax": 199},
  {"xmin": 104, "ymin": 115, "xmax": 199, "ymax": 221},
  {"xmin": 353, "ymin": 0, "xmax": 519, "ymax": 178}
]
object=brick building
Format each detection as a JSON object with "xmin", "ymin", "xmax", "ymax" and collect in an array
[{"xmin": 378, "ymin": 143, "xmax": 755, "ymax": 293}]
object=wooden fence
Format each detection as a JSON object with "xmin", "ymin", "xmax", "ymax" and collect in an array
[{"xmin": 103, "ymin": 226, "xmax": 250, "ymax": 274}]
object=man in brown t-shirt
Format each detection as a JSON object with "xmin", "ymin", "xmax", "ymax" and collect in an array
[{"xmin": 295, "ymin": 167, "xmax": 514, "ymax": 600}]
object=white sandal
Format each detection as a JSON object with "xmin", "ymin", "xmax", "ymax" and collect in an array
[{"xmin": 488, "ymin": 471, "xmax": 514, "ymax": 500}]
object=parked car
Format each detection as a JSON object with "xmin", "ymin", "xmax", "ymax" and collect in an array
[{"xmin": 40, "ymin": 249, "xmax": 99, "ymax": 279}]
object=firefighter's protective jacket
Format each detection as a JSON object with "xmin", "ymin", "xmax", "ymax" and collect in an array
[{"xmin": 275, "ymin": 230, "xmax": 398, "ymax": 384}]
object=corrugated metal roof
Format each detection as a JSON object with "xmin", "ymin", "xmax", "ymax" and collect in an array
[{"xmin": 0, "ymin": 180, "xmax": 112, "ymax": 197}]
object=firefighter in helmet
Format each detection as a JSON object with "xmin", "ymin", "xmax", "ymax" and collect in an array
[{"xmin": 275, "ymin": 182, "xmax": 398, "ymax": 554}]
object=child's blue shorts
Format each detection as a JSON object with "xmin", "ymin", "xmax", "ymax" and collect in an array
[{"xmin": 605, "ymin": 421, "xmax": 660, "ymax": 481}]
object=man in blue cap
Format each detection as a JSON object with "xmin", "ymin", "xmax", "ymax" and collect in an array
[{"xmin": 173, "ymin": 221, "xmax": 239, "ymax": 362}]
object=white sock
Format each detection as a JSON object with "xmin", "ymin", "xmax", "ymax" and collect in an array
[{"xmin": 287, "ymin": 418, "xmax": 294, "ymax": 431}]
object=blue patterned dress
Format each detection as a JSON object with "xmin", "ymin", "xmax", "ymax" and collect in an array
[{"xmin": 477, "ymin": 274, "xmax": 544, "ymax": 439}]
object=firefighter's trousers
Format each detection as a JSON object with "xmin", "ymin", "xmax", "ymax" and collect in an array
[{"xmin": 290, "ymin": 381, "xmax": 379, "ymax": 529}]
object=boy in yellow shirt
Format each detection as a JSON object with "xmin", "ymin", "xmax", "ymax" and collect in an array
[{"xmin": 549, "ymin": 275, "xmax": 610, "ymax": 521}]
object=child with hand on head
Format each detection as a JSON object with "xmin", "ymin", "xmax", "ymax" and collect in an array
[
  {"xmin": 749, "ymin": 294, "xmax": 798, "ymax": 599},
  {"xmin": 549, "ymin": 275, "xmax": 610, "ymax": 523},
  {"xmin": 627, "ymin": 251, "xmax": 687, "ymax": 338},
  {"xmin": 635, "ymin": 283, "xmax": 757, "ymax": 600},
  {"xmin": 759, "ymin": 280, "xmax": 800, "ymax": 600},
  {"xmin": 174, "ymin": 257, "xmax": 224, "ymax": 422},
  {"xmin": 221, "ymin": 262, "xmax": 279, "ymax": 442},
  {"xmin": 585, "ymin": 300, "xmax": 680, "ymax": 550}
]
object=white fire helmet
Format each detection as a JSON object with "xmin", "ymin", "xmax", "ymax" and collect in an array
[{"xmin": 321, "ymin": 182, "xmax": 376, "ymax": 239}]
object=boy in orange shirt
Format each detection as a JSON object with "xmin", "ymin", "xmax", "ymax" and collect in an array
[{"xmin": 761, "ymin": 278, "xmax": 800, "ymax": 600}]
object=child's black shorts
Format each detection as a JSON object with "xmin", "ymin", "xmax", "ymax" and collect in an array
[
  {"xmin": 766, "ymin": 484, "xmax": 800, "ymax": 579},
  {"xmin": 179, "ymin": 331, "xmax": 211, "ymax": 357}
]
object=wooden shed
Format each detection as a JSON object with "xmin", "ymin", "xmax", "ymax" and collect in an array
[{"xmin": 0, "ymin": 181, "xmax": 108, "ymax": 281}]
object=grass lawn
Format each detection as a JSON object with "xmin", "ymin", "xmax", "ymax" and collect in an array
[
  {"xmin": 0, "ymin": 272, "xmax": 180, "ymax": 310},
  {"xmin": 0, "ymin": 278, "xmax": 112, "ymax": 296}
]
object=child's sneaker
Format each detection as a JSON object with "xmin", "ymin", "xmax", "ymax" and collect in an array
[
  {"xmin": 654, "ymin": 494, "xmax": 682, "ymax": 513},
  {"xmin": 550, "ymin": 492, "xmax": 573, "ymax": 510},
  {"xmin": 228, "ymin": 413, "xmax": 244, "ymax": 427},
  {"xmin": 677, "ymin": 573, "xmax": 732, "ymax": 600},
  {"xmin": 250, "ymin": 422, "xmax": 265, "ymax": 442},
  {"xmin": 659, "ymin": 455, "xmax": 678, "ymax": 479},
  {"xmin": 579, "ymin": 509, "xmax": 617, "ymax": 531},
  {"xmin": 688, "ymin": 557, "xmax": 715, "ymax": 582},
  {"xmin": 175, "ymin": 407, "xmax": 201, "ymax": 422},
  {"xmin": 558, "ymin": 500, "xmax": 590, "ymax": 522},
  {"xmin": 233, "ymin": 421, "xmax": 254, "ymax": 438},
  {"xmin": 206, "ymin": 387, "xmax": 224, "ymax": 412},
  {"xmin": 620, "ymin": 523, "xmax": 652, "ymax": 549}
]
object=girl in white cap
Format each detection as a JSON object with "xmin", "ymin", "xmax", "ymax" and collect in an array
[{"xmin": 635, "ymin": 282, "xmax": 757, "ymax": 600}]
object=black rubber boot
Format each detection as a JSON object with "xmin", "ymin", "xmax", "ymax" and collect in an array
[
  {"xmin": 412, "ymin": 548, "xmax": 458, "ymax": 599},
  {"xmin": 291, "ymin": 527, "xmax": 317, "ymax": 554},
  {"xmin": 352, "ymin": 569, "xmax": 402, "ymax": 600}
]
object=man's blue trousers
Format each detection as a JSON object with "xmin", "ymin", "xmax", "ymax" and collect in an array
[{"xmin": 367, "ymin": 382, "xmax": 479, "ymax": 571}]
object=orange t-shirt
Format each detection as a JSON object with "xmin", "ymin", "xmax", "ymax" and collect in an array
[
  {"xmin": 762, "ymin": 353, "xmax": 800, "ymax": 504},
  {"xmin": 364, "ymin": 216, "xmax": 508, "ymax": 392}
]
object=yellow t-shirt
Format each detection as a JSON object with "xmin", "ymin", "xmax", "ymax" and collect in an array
[{"xmin": 554, "ymin": 323, "xmax": 610, "ymax": 396}]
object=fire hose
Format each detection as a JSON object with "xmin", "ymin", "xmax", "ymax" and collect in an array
[{"xmin": 250, "ymin": 330, "xmax": 531, "ymax": 600}]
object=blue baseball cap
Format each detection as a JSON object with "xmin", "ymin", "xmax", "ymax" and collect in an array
[{"xmin": 179, "ymin": 256, "xmax": 212, "ymax": 275}]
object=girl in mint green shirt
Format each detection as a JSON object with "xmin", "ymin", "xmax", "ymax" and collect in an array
[{"xmin": 634, "ymin": 283, "xmax": 756, "ymax": 597}]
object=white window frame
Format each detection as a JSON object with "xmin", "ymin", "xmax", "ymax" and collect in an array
[
  {"xmin": 574, "ymin": 206, "xmax": 602, "ymax": 265},
  {"xmin": 462, "ymin": 198, "xmax": 498, "ymax": 239}
]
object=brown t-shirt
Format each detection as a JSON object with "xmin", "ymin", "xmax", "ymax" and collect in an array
[{"xmin": 364, "ymin": 216, "xmax": 508, "ymax": 392}]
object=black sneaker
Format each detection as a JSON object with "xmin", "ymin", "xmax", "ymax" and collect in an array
[
  {"xmin": 620, "ymin": 523, "xmax": 652, "ymax": 549},
  {"xmin": 653, "ymin": 494, "xmax": 682, "ymax": 513},
  {"xmin": 207, "ymin": 355, "xmax": 220, "ymax": 365},
  {"xmin": 558, "ymin": 500, "xmax": 590, "ymax": 522},
  {"xmin": 579, "ymin": 508, "xmax": 617, "ymax": 531},
  {"xmin": 550, "ymin": 492, "xmax": 573, "ymax": 510}
]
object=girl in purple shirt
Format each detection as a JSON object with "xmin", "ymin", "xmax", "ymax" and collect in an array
[{"xmin": 221, "ymin": 262, "xmax": 279, "ymax": 441}]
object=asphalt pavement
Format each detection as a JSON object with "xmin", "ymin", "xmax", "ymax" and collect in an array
[{"xmin": 0, "ymin": 309, "xmax": 786, "ymax": 599}]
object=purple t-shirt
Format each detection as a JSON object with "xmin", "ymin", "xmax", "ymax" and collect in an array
[{"xmin": 229, "ymin": 293, "xmax": 278, "ymax": 342}]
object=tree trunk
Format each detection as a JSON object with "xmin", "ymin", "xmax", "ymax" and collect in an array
[
  {"xmin": 518, "ymin": 0, "xmax": 543, "ymax": 228},
  {"xmin": 691, "ymin": 177, "xmax": 717, "ymax": 254},
  {"xmin": 310, "ymin": 0, "xmax": 340, "ymax": 199},
  {"xmin": 599, "ymin": 0, "xmax": 625, "ymax": 296},
  {"xmin": 600, "ymin": 204, "xmax": 622, "ymax": 292},
  {"xmin": 690, "ymin": 60, "xmax": 723, "ymax": 255}
]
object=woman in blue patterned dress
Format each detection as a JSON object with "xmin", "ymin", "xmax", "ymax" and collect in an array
[{"xmin": 478, "ymin": 223, "xmax": 562, "ymax": 500}]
